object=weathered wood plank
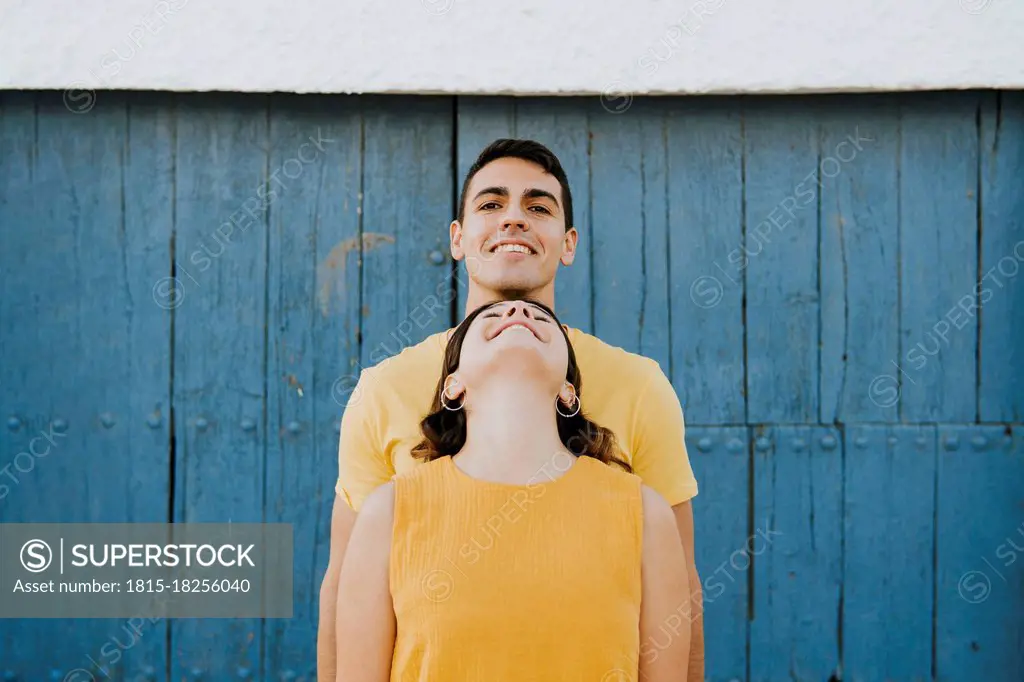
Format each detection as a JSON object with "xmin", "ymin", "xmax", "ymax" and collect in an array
[
  {"xmin": 108, "ymin": 93, "xmax": 176, "ymax": 682},
  {"xmin": 261, "ymin": 95, "xmax": 363, "ymax": 682},
  {"xmin": 684, "ymin": 426, "xmax": 750, "ymax": 682},
  {"xmin": 666, "ymin": 97, "xmax": 744, "ymax": 424},
  {"xmin": 635, "ymin": 101, "xmax": 672, "ymax": 374},
  {"xmin": 817, "ymin": 97, "xmax": 901, "ymax": 423},
  {"xmin": 359, "ymin": 96, "xmax": 454, "ymax": 373},
  {"xmin": 743, "ymin": 99, "xmax": 821, "ymax": 423},
  {"xmin": 898, "ymin": 93, "xmax": 980, "ymax": 422},
  {"xmin": 843, "ymin": 424, "xmax": 934, "ymax": 681},
  {"xmin": 589, "ymin": 103, "xmax": 646, "ymax": 353},
  {"xmin": 936, "ymin": 425, "xmax": 1024, "ymax": 681},
  {"xmin": 0, "ymin": 90, "xmax": 58, "ymax": 682},
  {"xmin": 750, "ymin": 425, "xmax": 843, "ymax": 682},
  {"xmin": 171, "ymin": 93, "xmax": 269, "ymax": 681},
  {"xmin": 0, "ymin": 91, "xmax": 173, "ymax": 681},
  {"xmin": 979, "ymin": 92, "xmax": 1024, "ymax": 423}
]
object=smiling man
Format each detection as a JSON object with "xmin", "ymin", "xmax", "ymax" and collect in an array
[{"xmin": 318, "ymin": 139, "xmax": 704, "ymax": 681}]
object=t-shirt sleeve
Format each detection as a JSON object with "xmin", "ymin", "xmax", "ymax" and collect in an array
[
  {"xmin": 335, "ymin": 369, "xmax": 395, "ymax": 512},
  {"xmin": 629, "ymin": 363, "xmax": 699, "ymax": 506}
]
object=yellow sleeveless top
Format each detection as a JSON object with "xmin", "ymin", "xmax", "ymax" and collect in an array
[{"xmin": 389, "ymin": 454, "xmax": 644, "ymax": 682}]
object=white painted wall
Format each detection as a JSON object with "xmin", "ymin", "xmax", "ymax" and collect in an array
[{"xmin": 2, "ymin": 0, "xmax": 1021, "ymax": 95}]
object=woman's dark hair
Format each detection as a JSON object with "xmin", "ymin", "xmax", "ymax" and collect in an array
[{"xmin": 411, "ymin": 299, "xmax": 631, "ymax": 472}]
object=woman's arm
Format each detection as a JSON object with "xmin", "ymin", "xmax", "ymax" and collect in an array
[
  {"xmin": 335, "ymin": 482, "xmax": 397, "ymax": 682},
  {"xmin": 639, "ymin": 485, "xmax": 692, "ymax": 682}
]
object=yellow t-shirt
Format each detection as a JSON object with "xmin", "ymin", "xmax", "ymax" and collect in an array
[{"xmin": 335, "ymin": 327, "xmax": 698, "ymax": 512}]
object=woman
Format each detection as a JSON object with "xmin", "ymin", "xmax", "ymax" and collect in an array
[{"xmin": 335, "ymin": 299, "xmax": 691, "ymax": 681}]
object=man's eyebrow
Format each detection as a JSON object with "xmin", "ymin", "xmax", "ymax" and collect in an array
[
  {"xmin": 471, "ymin": 186, "xmax": 509, "ymax": 203},
  {"xmin": 523, "ymin": 188, "xmax": 559, "ymax": 206},
  {"xmin": 471, "ymin": 186, "xmax": 560, "ymax": 208}
]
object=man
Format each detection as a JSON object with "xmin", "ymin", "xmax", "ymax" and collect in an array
[{"xmin": 319, "ymin": 138, "xmax": 704, "ymax": 681}]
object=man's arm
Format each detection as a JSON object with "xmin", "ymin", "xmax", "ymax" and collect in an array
[
  {"xmin": 672, "ymin": 501, "xmax": 703, "ymax": 682},
  {"xmin": 318, "ymin": 496, "xmax": 358, "ymax": 682},
  {"xmin": 629, "ymin": 365, "xmax": 703, "ymax": 682},
  {"xmin": 318, "ymin": 369, "xmax": 394, "ymax": 682},
  {"xmin": 639, "ymin": 486, "xmax": 691, "ymax": 682}
]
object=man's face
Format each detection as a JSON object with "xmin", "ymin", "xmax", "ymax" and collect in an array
[{"xmin": 451, "ymin": 157, "xmax": 578, "ymax": 299}]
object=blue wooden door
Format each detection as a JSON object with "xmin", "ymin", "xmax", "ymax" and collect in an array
[{"xmin": 1, "ymin": 90, "xmax": 1022, "ymax": 681}]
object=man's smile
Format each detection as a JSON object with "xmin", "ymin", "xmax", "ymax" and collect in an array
[{"xmin": 489, "ymin": 238, "xmax": 537, "ymax": 255}]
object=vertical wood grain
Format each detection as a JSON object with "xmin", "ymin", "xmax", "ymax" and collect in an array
[
  {"xmin": 636, "ymin": 101, "xmax": 672, "ymax": 375},
  {"xmin": 843, "ymin": 424, "xmax": 934, "ymax": 682},
  {"xmin": 589, "ymin": 102, "xmax": 647, "ymax": 354},
  {"xmin": 898, "ymin": 93, "xmax": 980, "ymax": 422},
  {"xmin": 750, "ymin": 425, "xmax": 842, "ymax": 682},
  {"xmin": 359, "ymin": 97, "xmax": 454, "ymax": 373},
  {"xmin": 261, "ymin": 95, "xmax": 363, "ymax": 682},
  {"xmin": 685, "ymin": 426, "xmax": 750, "ymax": 682},
  {"xmin": 818, "ymin": 97, "xmax": 901, "ymax": 423},
  {"xmin": 171, "ymin": 93, "xmax": 269, "ymax": 681},
  {"xmin": 979, "ymin": 92, "xmax": 1024, "ymax": 423},
  {"xmin": 744, "ymin": 99, "xmax": 821, "ymax": 423},
  {"xmin": 936, "ymin": 425, "xmax": 1024, "ymax": 681},
  {"xmin": 666, "ymin": 98, "xmax": 744, "ymax": 424},
  {"xmin": 0, "ymin": 91, "xmax": 173, "ymax": 681}
]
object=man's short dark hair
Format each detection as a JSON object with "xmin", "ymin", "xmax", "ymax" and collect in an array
[{"xmin": 457, "ymin": 138, "xmax": 574, "ymax": 231}]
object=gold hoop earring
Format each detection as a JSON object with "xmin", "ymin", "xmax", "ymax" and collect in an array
[
  {"xmin": 556, "ymin": 383, "xmax": 581, "ymax": 418},
  {"xmin": 442, "ymin": 376, "xmax": 465, "ymax": 412}
]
